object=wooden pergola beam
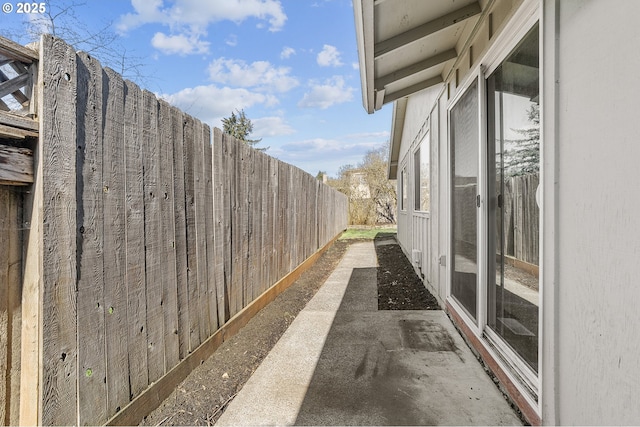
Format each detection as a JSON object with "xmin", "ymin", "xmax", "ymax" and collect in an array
[
  {"xmin": 0, "ymin": 73, "xmax": 29, "ymax": 100},
  {"xmin": 0, "ymin": 36, "xmax": 38, "ymax": 64},
  {"xmin": 0, "ymin": 111, "xmax": 38, "ymax": 131}
]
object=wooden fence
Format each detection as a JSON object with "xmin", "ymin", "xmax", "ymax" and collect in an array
[
  {"xmin": 453, "ymin": 174, "xmax": 539, "ymax": 267},
  {"xmin": 503, "ymin": 174, "xmax": 539, "ymax": 266},
  {"xmin": 0, "ymin": 187, "xmax": 22, "ymax": 426},
  {"xmin": 7, "ymin": 35, "xmax": 347, "ymax": 426}
]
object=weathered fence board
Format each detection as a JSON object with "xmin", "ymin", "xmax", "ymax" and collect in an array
[
  {"xmin": 41, "ymin": 35, "xmax": 79, "ymax": 426},
  {"xmin": 219, "ymin": 133, "xmax": 233, "ymax": 322},
  {"xmin": 247, "ymin": 149, "xmax": 258, "ymax": 301},
  {"xmin": 193, "ymin": 118, "xmax": 210, "ymax": 341},
  {"xmin": 268, "ymin": 157, "xmax": 278, "ymax": 288},
  {"xmin": 29, "ymin": 35, "xmax": 348, "ymax": 427},
  {"xmin": 0, "ymin": 187, "xmax": 21, "ymax": 426},
  {"xmin": 258, "ymin": 151, "xmax": 269, "ymax": 295},
  {"xmin": 141, "ymin": 89, "xmax": 164, "ymax": 385},
  {"xmin": 0, "ymin": 145, "xmax": 33, "ymax": 185},
  {"xmin": 158, "ymin": 100, "xmax": 180, "ymax": 373},
  {"xmin": 171, "ymin": 107, "xmax": 190, "ymax": 360},
  {"xmin": 212, "ymin": 128, "xmax": 226, "ymax": 327},
  {"xmin": 182, "ymin": 115, "xmax": 200, "ymax": 352},
  {"xmin": 239, "ymin": 142, "xmax": 250, "ymax": 310},
  {"xmin": 102, "ymin": 68, "xmax": 129, "ymax": 418},
  {"xmin": 76, "ymin": 51, "xmax": 107, "ymax": 426},
  {"xmin": 230, "ymin": 135, "xmax": 242, "ymax": 316},
  {"xmin": 203, "ymin": 127, "xmax": 218, "ymax": 331},
  {"xmin": 503, "ymin": 174, "xmax": 539, "ymax": 266},
  {"xmin": 278, "ymin": 161, "xmax": 290, "ymax": 277},
  {"xmin": 123, "ymin": 80, "xmax": 148, "ymax": 400}
]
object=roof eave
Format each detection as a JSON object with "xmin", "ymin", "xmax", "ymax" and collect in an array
[
  {"xmin": 353, "ymin": 0, "xmax": 375, "ymax": 114},
  {"xmin": 388, "ymin": 98, "xmax": 407, "ymax": 180}
]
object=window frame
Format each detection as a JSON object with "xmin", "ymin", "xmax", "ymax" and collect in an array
[
  {"xmin": 399, "ymin": 164, "xmax": 408, "ymax": 211},
  {"xmin": 413, "ymin": 131, "xmax": 431, "ymax": 213}
]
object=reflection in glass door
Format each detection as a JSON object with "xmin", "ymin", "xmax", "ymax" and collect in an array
[
  {"xmin": 487, "ymin": 25, "xmax": 539, "ymax": 372},
  {"xmin": 451, "ymin": 80, "xmax": 479, "ymax": 320}
]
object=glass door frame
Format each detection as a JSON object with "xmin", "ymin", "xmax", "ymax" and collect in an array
[
  {"xmin": 446, "ymin": 73, "xmax": 486, "ymax": 336},
  {"xmin": 446, "ymin": 2, "xmax": 541, "ymax": 401}
]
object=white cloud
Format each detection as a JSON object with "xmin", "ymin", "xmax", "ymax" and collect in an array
[
  {"xmin": 162, "ymin": 85, "xmax": 278, "ymax": 128},
  {"xmin": 280, "ymin": 46, "xmax": 296, "ymax": 59},
  {"xmin": 317, "ymin": 44, "xmax": 343, "ymax": 67},
  {"xmin": 225, "ymin": 34, "xmax": 238, "ymax": 47},
  {"xmin": 269, "ymin": 138, "xmax": 385, "ymax": 176},
  {"xmin": 346, "ymin": 131, "xmax": 390, "ymax": 140},
  {"xmin": 117, "ymin": 0, "xmax": 165, "ymax": 32},
  {"xmin": 151, "ymin": 32, "xmax": 210, "ymax": 55},
  {"xmin": 252, "ymin": 116, "xmax": 295, "ymax": 138},
  {"xmin": 298, "ymin": 76, "xmax": 354, "ymax": 109},
  {"xmin": 118, "ymin": 0, "xmax": 287, "ymax": 34},
  {"xmin": 208, "ymin": 58, "xmax": 299, "ymax": 93}
]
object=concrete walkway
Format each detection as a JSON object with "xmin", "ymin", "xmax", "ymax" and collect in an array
[{"xmin": 216, "ymin": 241, "xmax": 522, "ymax": 426}]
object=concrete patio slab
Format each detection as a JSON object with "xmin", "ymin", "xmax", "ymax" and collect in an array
[{"xmin": 216, "ymin": 241, "xmax": 522, "ymax": 426}]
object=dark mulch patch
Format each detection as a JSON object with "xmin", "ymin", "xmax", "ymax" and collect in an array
[{"xmin": 375, "ymin": 233, "xmax": 440, "ymax": 310}]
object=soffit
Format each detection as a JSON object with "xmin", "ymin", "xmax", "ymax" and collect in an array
[{"xmin": 355, "ymin": 0, "xmax": 483, "ymax": 113}]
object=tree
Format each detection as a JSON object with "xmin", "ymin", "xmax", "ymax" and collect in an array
[
  {"xmin": 328, "ymin": 164, "xmax": 374, "ymax": 225},
  {"xmin": 0, "ymin": 0, "xmax": 148, "ymax": 84},
  {"xmin": 328, "ymin": 146, "xmax": 397, "ymax": 225},
  {"xmin": 359, "ymin": 146, "xmax": 397, "ymax": 224},
  {"xmin": 222, "ymin": 109, "xmax": 268, "ymax": 152},
  {"xmin": 504, "ymin": 103, "xmax": 539, "ymax": 177}
]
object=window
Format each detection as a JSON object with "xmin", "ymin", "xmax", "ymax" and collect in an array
[
  {"xmin": 400, "ymin": 167, "xmax": 407, "ymax": 210},
  {"xmin": 414, "ymin": 135, "xmax": 430, "ymax": 212}
]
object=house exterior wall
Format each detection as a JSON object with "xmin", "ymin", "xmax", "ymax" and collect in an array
[
  {"xmin": 395, "ymin": 0, "xmax": 529, "ymax": 304},
  {"xmin": 395, "ymin": 0, "xmax": 541, "ymax": 423},
  {"xmin": 544, "ymin": 0, "xmax": 640, "ymax": 424},
  {"xmin": 394, "ymin": 87, "xmax": 441, "ymax": 298},
  {"xmin": 385, "ymin": 0, "xmax": 640, "ymax": 424}
]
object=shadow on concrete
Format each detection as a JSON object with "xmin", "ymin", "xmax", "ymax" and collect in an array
[
  {"xmin": 294, "ymin": 267, "xmax": 446, "ymax": 425},
  {"xmin": 294, "ymin": 258, "xmax": 522, "ymax": 425}
]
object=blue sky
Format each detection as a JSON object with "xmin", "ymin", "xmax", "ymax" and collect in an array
[{"xmin": 1, "ymin": 0, "xmax": 392, "ymax": 177}]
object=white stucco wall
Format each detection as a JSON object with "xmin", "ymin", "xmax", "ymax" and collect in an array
[{"xmin": 547, "ymin": 0, "xmax": 640, "ymax": 424}]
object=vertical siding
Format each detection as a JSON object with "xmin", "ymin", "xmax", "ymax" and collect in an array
[
  {"xmin": 394, "ymin": 88, "xmax": 442, "ymax": 298},
  {"xmin": 411, "ymin": 214, "xmax": 431, "ymax": 282}
]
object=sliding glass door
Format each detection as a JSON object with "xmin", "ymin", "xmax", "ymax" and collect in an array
[
  {"xmin": 451, "ymin": 79, "xmax": 479, "ymax": 320},
  {"xmin": 486, "ymin": 25, "xmax": 539, "ymax": 372}
]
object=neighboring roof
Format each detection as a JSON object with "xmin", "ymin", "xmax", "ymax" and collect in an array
[{"xmin": 353, "ymin": 0, "xmax": 483, "ymax": 114}]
